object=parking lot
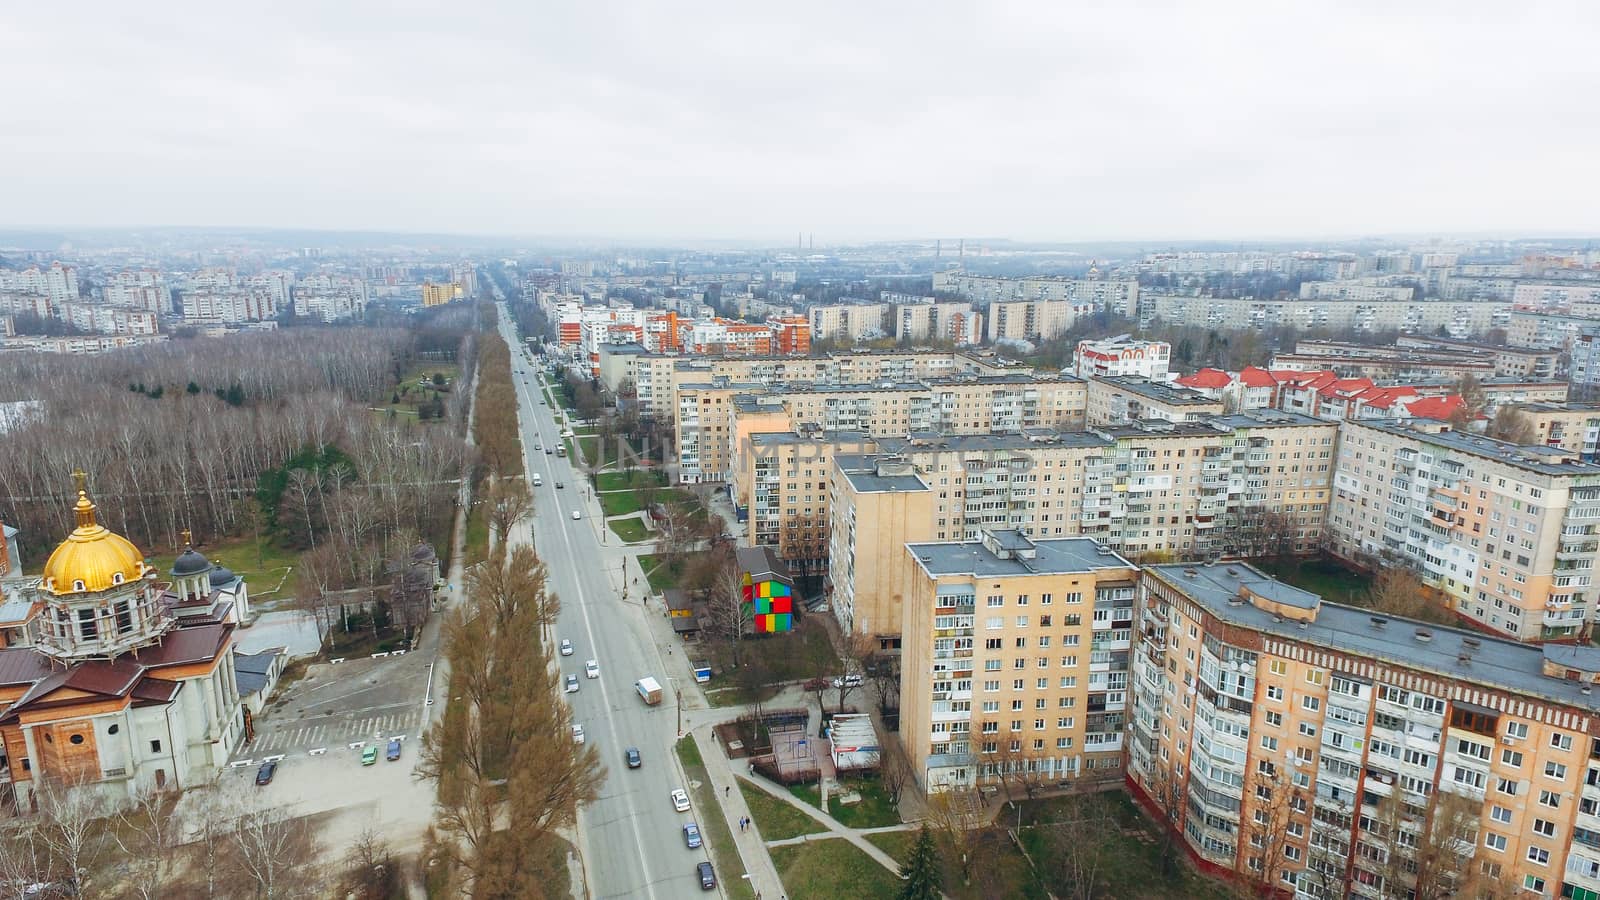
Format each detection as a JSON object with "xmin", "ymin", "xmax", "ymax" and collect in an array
[{"xmin": 234, "ymin": 648, "xmax": 434, "ymax": 761}]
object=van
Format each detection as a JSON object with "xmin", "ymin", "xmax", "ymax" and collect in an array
[{"xmin": 532, "ymin": 473, "xmax": 543, "ymax": 486}]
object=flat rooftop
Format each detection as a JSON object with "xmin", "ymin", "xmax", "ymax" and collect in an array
[
  {"xmin": 1094, "ymin": 376, "xmax": 1219, "ymax": 405},
  {"xmin": 908, "ymin": 534, "xmax": 1135, "ymax": 578},
  {"xmin": 1211, "ymin": 410, "xmax": 1330, "ymax": 429},
  {"xmin": 1351, "ymin": 420, "xmax": 1600, "ymax": 476},
  {"xmin": 840, "ymin": 465, "xmax": 929, "ymax": 494},
  {"xmin": 1147, "ymin": 562, "xmax": 1600, "ymax": 713}
]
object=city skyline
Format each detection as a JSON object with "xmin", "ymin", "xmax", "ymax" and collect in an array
[{"xmin": 4, "ymin": 3, "xmax": 1599, "ymax": 241}]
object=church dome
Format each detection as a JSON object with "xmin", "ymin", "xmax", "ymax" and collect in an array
[
  {"xmin": 172, "ymin": 546, "xmax": 213, "ymax": 577},
  {"xmin": 209, "ymin": 564, "xmax": 236, "ymax": 587},
  {"xmin": 41, "ymin": 489, "xmax": 148, "ymax": 596}
]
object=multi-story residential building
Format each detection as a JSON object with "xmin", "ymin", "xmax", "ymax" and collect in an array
[
  {"xmin": 890, "ymin": 297, "xmax": 981, "ymax": 346},
  {"xmin": 1130, "ymin": 561, "xmax": 1600, "ymax": 900},
  {"xmin": 1074, "ymin": 337, "xmax": 1172, "ymax": 381},
  {"xmin": 1575, "ymin": 335, "xmax": 1600, "ymax": 395},
  {"xmin": 1391, "ymin": 336, "xmax": 1560, "ymax": 380},
  {"xmin": 1508, "ymin": 310, "xmax": 1600, "ymax": 350},
  {"xmin": 1086, "ymin": 376, "xmax": 1225, "ymax": 426},
  {"xmin": 899, "ymin": 531, "xmax": 1139, "ymax": 793},
  {"xmin": 1513, "ymin": 402, "xmax": 1600, "ymax": 461},
  {"xmin": 772, "ymin": 315, "xmax": 811, "ymax": 355},
  {"xmin": 180, "ymin": 290, "xmax": 278, "ymax": 324},
  {"xmin": 933, "ymin": 271, "xmax": 1140, "ymax": 319},
  {"xmin": 735, "ymin": 430, "xmax": 878, "ymax": 575},
  {"xmin": 1298, "ymin": 281, "xmax": 1417, "ymax": 303},
  {"xmin": 826, "ymin": 456, "xmax": 933, "ymax": 643},
  {"xmin": 808, "ymin": 303, "xmax": 889, "ymax": 342},
  {"xmin": 1144, "ymin": 295, "xmax": 1510, "ymax": 337},
  {"xmin": 421, "ymin": 280, "xmax": 459, "ymax": 307},
  {"xmin": 986, "ymin": 298, "xmax": 1099, "ymax": 344},
  {"xmin": 1328, "ymin": 419, "xmax": 1600, "ymax": 641},
  {"xmin": 1513, "ymin": 281, "xmax": 1600, "ymax": 312}
]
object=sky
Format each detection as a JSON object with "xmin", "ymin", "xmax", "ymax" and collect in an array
[{"xmin": 3, "ymin": 1, "xmax": 1599, "ymax": 243}]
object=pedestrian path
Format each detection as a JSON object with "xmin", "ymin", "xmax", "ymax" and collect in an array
[
  {"xmin": 736, "ymin": 768, "xmax": 907, "ymax": 875},
  {"xmin": 690, "ymin": 726, "xmax": 786, "ymax": 900}
]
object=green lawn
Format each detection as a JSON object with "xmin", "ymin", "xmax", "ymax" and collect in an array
[
  {"xmin": 769, "ymin": 838, "xmax": 901, "ymax": 900},
  {"xmin": 639, "ymin": 554, "xmax": 684, "ymax": 593},
  {"xmin": 598, "ymin": 490, "xmax": 646, "ymax": 517},
  {"xmin": 863, "ymin": 830, "xmax": 917, "ymax": 866},
  {"xmin": 676, "ymin": 738, "xmax": 754, "ymax": 899},
  {"xmin": 463, "ymin": 496, "xmax": 490, "ymax": 566},
  {"xmin": 788, "ymin": 776, "xmax": 901, "ymax": 829},
  {"xmin": 737, "ymin": 777, "xmax": 826, "ymax": 841},
  {"xmin": 595, "ymin": 470, "xmax": 667, "ymax": 492},
  {"xmin": 1256, "ymin": 555, "xmax": 1372, "ymax": 604},
  {"xmin": 145, "ymin": 535, "xmax": 300, "ymax": 587},
  {"xmin": 608, "ymin": 518, "xmax": 651, "ymax": 543}
]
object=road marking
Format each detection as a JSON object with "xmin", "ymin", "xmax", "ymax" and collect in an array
[
  {"xmin": 230, "ymin": 760, "xmax": 253, "ymax": 768},
  {"xmin": 264, "ymin": 754, "xmax": 286, "ymax": 763},
  {"xmin": 308, "ymin": 748, "xmax": 327, "ymax": 756}
]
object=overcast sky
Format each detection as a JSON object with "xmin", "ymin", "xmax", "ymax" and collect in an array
[{"xmin": 3, "ymin": 2, "xmax": 1598, "ymax": 243}]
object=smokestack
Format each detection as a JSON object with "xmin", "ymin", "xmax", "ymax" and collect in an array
[
  {"xmin": 809, "ymin": 233, "xmax": 814, "ymax": 251},
  {"xmin": 936, "ymin": 239, "xmax": 941, "ymax": 259},
  {"xmin": 959, "ymin": 239, "xmax": 965, "ymax": 259}
]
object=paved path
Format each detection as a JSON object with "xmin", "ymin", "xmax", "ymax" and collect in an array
[
  {"xmin": 691, "ymin": 727, "xmax": 786, "ymax": 899},
  {"xmin": 735, "ymin": 769, "xmax": 908, "ymax": 877}
]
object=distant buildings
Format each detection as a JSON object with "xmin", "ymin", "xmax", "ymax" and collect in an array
[{"xmin": 1073, "ymin": 337, "xmax": 1172, "ymax": 381}]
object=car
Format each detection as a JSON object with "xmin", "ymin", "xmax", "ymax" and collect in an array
[
  {"xmin": 546, "ymin": 447, "xmax": 554, "ymax": 454},
  {"xmin": 387, "ymin": 738, "xmax": 402, "ymax": 761},
  {"xmin": 361, "ymin": 746, "xmax": 378, "ymax": 766},
  {"xmin": 625, "ymin": 747, "xmax": 642, "ymax": 768},
  {"xmin": 560, "ymin": 638, "xmax": 574, "ymax": 656},
  {"xmin": 536, "ymin": 443, "xmax": 542, "ymax": 450},
  {"xmin": 683, "ymin": 822, "xmax": 702, "ymax": 849},
  {"xmin": 670, "ymin": 788, "xmax": 691, "ymax": 812},
  {"xmin": 565, "ymin": 674, "xmax": 580, "ymax": 693},
  {"xmin": 831, "ymin": 674, "xmax": 864, "ymax": 688},
  {"xmin": 572, "ymin": 724, "xmax": 585, "ymax": 744},
  {"xmin": 255, "ymin": 760, "xmax": 276, "ymax": 785},
  {"xmin": 697, "ymin": 861, "xmax": 716, "ymax": 890},
  {"xmin": 571, "ymin": 510, "xmax": 581, "ymax": 520},
  {"xmin": 585, "ymin": 659, "xmax": 600, "ymax": 679},
  {"xmin": 556, "ymin": 481, "xmax": 565, "ymax": 489}
]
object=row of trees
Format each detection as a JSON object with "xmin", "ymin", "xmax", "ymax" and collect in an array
[
  {"xmin": 417, "ymin": 544, "xmax": 600, "ymax": 895},
  {"xmin": 472, "ymin": 332, "xmax": 523, "ymax": 480}
]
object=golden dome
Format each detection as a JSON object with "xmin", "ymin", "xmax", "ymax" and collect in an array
[{"xmin": 41, "ymin": 488, "xmax": 148, "ymax": 595}]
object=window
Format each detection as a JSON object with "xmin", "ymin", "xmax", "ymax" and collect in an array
[
  {"xmin": 1298, "ymin": 722, "xmax": 1317, "ymax": 738},
  {"xmin": 1501, "ymin": 749, "xmax": 1523, "ymax": 768},
  {"xmin": 1539, "ymin": 789, "xmax": 1561, "ymax": 808},
  {"xmin": 1505, "ymin": 721, "xmax": 1528, "ymax": 740},
  {"xmin": 1301, "ymin": 696, "xmax": 1320, "ymax": 712},
  {"xmin": 1266, "ymin": 685, "xmax": 1283, "ymax": 702},
  {"xmin": 1545, "ymin": 762, "xmax": 1568, "ymax": 781},
  {"xmin": 1496, "ymin": 777, "xmax": 1518, "ymax": 796},
  {"xmin": 1261, "ymin": 736, "xmax": 1279, "ymax": 752},
  {"xmin": 1524, "ymin": 875, "xmax": 1546, "ymax": 894},
  {"xmin": 149, "ymin": 739, "xmax": 162, "ymax": 753},
  {"xmin": 1489, "ymin": 806, "xmax": 1511, "ymax": 824},
  {"xmin": 1264, "ymin": 711, "xmax": 1282, "ymax": 727},
  {"xmin": 1269, "ymin": 660, "xmax": 1287, "ymax": 676},
  {"xmin": 1551, "ymin": 732, "xmax": 1574, "ymax": 752},
  {"xmin": 1532, "ymin": 818, "xmax": 1556, "ymax": 838},
  {"xmin": 1305, "ymin": 669, "xmax": 1324, "ymax": 685},
  {"xmin": 1526, "ymin": 846, "xmax": 1549, "ymax": 866},
  {"xmin": 1484, "ymin": 833, "xmax": 1506, "ymax": 852}
]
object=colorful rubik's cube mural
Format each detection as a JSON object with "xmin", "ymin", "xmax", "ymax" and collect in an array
[{"xmin": 737, "ymin": 547, "xmax": 796, "ymax": 633}]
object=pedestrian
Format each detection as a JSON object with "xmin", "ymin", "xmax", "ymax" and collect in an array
[{"xmin": 724, "ymin": 785, "xmax": 730, "ymax": 798}]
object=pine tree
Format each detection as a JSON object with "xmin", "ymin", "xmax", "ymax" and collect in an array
[{"xmin": 897, "ymin": 824, "xmax": 944, "ymax": 900}]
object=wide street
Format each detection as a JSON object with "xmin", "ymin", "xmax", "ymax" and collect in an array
[{"xmin": 498, "ymin": 307, "xmax": 718, "ymax": 900}]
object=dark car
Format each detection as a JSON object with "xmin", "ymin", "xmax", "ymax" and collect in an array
[
  {"xmin": 625, "ymin": 747, "xmax": 642, "ymax": 769},
  {"xmin": 683, "ymin": 822, "xmax": 702, "ymax": 849},
  {"xmin": 697, "ymin": 861, "xmax": 715, "ymax": 890},
  {"xmin": 387, "ymin": 738, "xmax": 402, "ymax": 761},
  {"xmin": 255, "ymin": 760, "xmax": 276, "ymax": 786}
]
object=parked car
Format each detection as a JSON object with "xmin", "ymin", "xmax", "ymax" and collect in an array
[
  {"xmin": 254, "ymin": 760, "xmax": 276, "ymax": 785},
  {"xmin": 387, "ymin": 738, "xmax": 402, "ymax": 761},
  {"xmin": 361, "ymin": 746, "xmax": 378, "ymax": 766},
  {"xmin": 682, "ymin": 822, "xmax": 702, "ymax": 849},
  {"xmin": 560, "ymin": 638, "xmax": 574, "ymax": 656},
  {"xmin": 697, "ymin": 861, "xmax": 716, "ymax": 890},
  {"xmin": 831, "ymin": 674, "xmax": 864, "ymax": 688},
  {"xmin": 565, "ymin": 674, "xmax": 580, "ymax": 693},
  {"xmin": 572, "ymin": 724, "xmax": 585, "ymax": 744},
  {"xmin": 670, "ymin": 789, "xmax": 691, "ymax": 812},
  {"xmin": 625, "ymin": 747, "xmax": 642, "ymax": 768},
  {"xmin": 584, "ymin": 659, "xmax": 600, "ymax": 679}
]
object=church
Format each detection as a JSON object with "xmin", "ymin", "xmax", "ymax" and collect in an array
[{"xmin": 0, "ymin": 476, "xmax": 248, "ymax": 813}]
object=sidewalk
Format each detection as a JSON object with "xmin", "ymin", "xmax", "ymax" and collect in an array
[
  {"xmin": 736, "ymin": 766, "xmax": 907, "ymax": 876},
  {"xmin": 692, "ymin": 726, "xmax": 786, "ymax": 899}
]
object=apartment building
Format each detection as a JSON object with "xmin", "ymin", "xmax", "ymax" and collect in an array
[
  {"xmin": 1086, "ymin": 376, "xmax": 1225, "ymax": 426},
  {"xmin": 899, "ymin": 531, "xmax": 1139, "ymax": 792},
  {"xmin": 1074, "ymin": 337, "xmax": 1172, "ymax": 381},
  {"xmin": 1299, "ymin": 281, "xmax": 1417, "ymax": 303},
  {"xmin": 809, "ymin": 303, "xmax": 889, "ymax": 342},
  {"xmin": 1508, "ymin": 311, "xmax": 1600, "ymax": 350},
  {"xmin": 1129, "ymin": 561, "xmax": 1600, "ymax": 900},
  {"xmin": 1514, "ymin": 402, "xmax": 1600, "ymax": 462},
  {"xmin": 1144, "ymin": 295, "xmax": 1510, "ymax": 337},
  {"xmin": 1514, "ymin": 281, "xmax": 1600, "ymax": 312},
  {"xmin": 891, "ymin": 298, "xmax": 981, "ymax": 346},
  {"xmin": 734, "ymin": 430, "xmax": 878, "ymax": 576},
  {"xmin": 1391, "ymin": 336, "xmax": 1560, "ymax": 380},
  {"xmin": 1328, "ymin": 420, "xmax": 1600, "ymax": 642},
  {"xmin": 826, "ymin": 456, "xmax": 933, "ymax": 643},
  {"xmin": 933, "ymin": 271, "xmax": 1140, "ymax": 319},
  {"xmin": 987, "ymin": 298, "xmax": 1100, "ymax": 343}
]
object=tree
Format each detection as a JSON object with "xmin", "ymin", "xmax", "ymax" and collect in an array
[
  {"xmin": 924, "ymin": 788, "xmax": 986, "ymax": 888},
  {"xmin": 896, "ymin": 825, "xmax": 944, "ymax": 900},
  {"xmin": 28, "ymin": 775, "xmax": 113, "ymax": 897},
  {"xmin": 339, "ymin": 824, "xmax": 399, "ymax": 900},
  {"xmin": 486, "ymin": 477, "xmax": 534, "ymax": 549},
  {"xmin": 706, "ymin": 561, "xmax": 754, "ymax": 666},
  {"xmin": 115, "ymin": 786, "xmax": 182, "ymax": 900},
  {"xmin": 230, "ymin": 795, "xmax": 319, "ymax": 900},
  {"xmin": 1486, "ymin": 405, "xmax": 1537, "ymax": 444},
  {"xmin": 1363, "ymin": 566, "xmax": 1454, "ymax": 625},
  {"xmin": 1239, "ymin": 767, "xmax": 1306, "ymax": 898},
  {"xmin": 1038, "ymin": 793, "xmax": 1120, "ymax": 900},
  {"xmin": 1368, "ymin": 789, "xmax": 1493, "ymax": 900}
]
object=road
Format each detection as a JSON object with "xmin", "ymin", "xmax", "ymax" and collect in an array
[{"xmin": 498, "ymin": 308, "xmax": 717, "ymax": 900}]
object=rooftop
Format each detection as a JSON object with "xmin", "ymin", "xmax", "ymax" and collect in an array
[
  {"xmin": 1350, "ymin": 420, "xmax": 1600, "ymax": 476},
  {"xmin": 1211, "ymin": 410, "xmax": 1329, "ymax": 429},
  {"xmin": 1094, "ymin": 376, "xmax": 1220, "ymax": 405},
  {"xmin": 908, "ymin": 532, "xmax": 1135, "ymax": 578},
  {"xmin": 1147, "ymin": 563, "xmax": 1600, "ymax": 713},
  {"xmin": 839, "ymin": 461, "xmax": 930, "ymax": 494}
]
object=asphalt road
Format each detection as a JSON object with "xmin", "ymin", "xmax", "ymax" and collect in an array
[{"xmin": 500, "ymin": 310, "xmax": 717, "ymax": 900}]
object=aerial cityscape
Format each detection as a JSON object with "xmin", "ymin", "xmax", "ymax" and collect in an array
[{"xmin": 3, "ymin": 4, "xmax": 1600, "ymax": 900}]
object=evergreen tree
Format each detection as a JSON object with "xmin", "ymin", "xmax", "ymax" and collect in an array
[{"xmin": 897, "ymin": 825, "xmax": 943, "ymax": 900}]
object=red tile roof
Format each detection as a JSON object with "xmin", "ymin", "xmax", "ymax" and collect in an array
[
  {"xmin": 1237, "ymin": 366, "xmax": 1279, "ymax": 388},
  {"xmin": 1176, "ymin": 368, "xmax": 1231, "ymax": 389},
  {"xmin": 1404, "ymin": 395, "xmax": 1466, "ymax": 420}
]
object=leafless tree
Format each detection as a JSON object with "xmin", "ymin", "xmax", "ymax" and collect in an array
[
  {"xmin": 486, "ymin": 477, "xmax": 534, "ymax": 550},
  {"xmin": 28, "ymin": 775, "xmax": 113, "ymax": 897},
  {"xmin": 1239, "ymin": 767, "xmax": 1306, "ymax": 898},
  {"xmin": 1367, "ymin": 789, "xmax": 1488, "ymax": 900},
  {"xmin": 705, "ymin": 562, "xmax": 753, "ymax": 666},
  {"xmin": 114, "ymin": 785, "xmax": 182, "ymax": 900},
  {"xmin": 1038, "ymin": 792, "xmax": 1120, "ymax": 900},
  {"xmin": 229, "ymin": 796, "xmax": 319, "ymax": 900},
  {"xmin": 338, "ymin": 824, "xmax": 399, "ymax": 900}
]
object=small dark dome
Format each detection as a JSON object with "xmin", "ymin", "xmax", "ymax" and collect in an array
[
  {"xmin": 171, "ymin": 547, "xmax": 213, "ymax": 577},
  {"xmin": 209, "ymin": 565, "xmax": 236, "ymax": 587}
]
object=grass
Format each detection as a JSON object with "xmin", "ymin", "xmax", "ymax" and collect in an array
[
  {"xmin": 738, "ymin": 777, "xmax": 827, "ymax": 841},
  {"xmin": 608, "ymin": 518, "xmax": 650, "ymax": 543},
  {"xmin": 562, "ymin": 437, "xmax": 580, "ymax": 465},
  {"xmin": 676, "ymin": 737, "xmax": 755, "ymax": 899},
  {"xmin": 769, "ymin": 838, "xmax": 901, "ymax": 900},
  {"xmin": 1256, "ymin": 554, "xmax": 1373, "ymax": 603},
  {"xmin": 595, "ymin": 470, "xmax": 667, "ymax": 492},
  {"xmin": 639, "ymin": 553, "xmax": 684, "ymax": 593},
  {"xmin": 598, "ymin": 490, "xmax": 646, "ymax": 517},
  {"xmin": 463, "ymin": 496, "xmax": 490, "ymax": 566},
  {"xmin": 864, "ymin": 830, "xmax": 917, "ymax": 865},
  {"xmin": 788, "ymin": 776, "xmax": 901, "ymax": 829},
  {"xmin": 144, "ymin": 534, "xmax": 299, "ymax": 594}
]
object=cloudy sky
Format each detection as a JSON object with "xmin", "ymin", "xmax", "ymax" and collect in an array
[{"xmin": 3, "ymin": 2, "xmax": 1597, "ymax": 242}]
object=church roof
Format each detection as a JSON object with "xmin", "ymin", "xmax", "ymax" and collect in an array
[
  {"xmin": 41, "ymin": 487, "xmax": 148, "ymax": 596},
  {"xmin": 0, "ymin": 647, "xmax": 53, "ymax": 687},
  {"xmin": 171, "ymin": 547, "xmax": 213, "ymax": 578}
]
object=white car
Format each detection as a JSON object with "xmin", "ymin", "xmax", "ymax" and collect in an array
[
  {"xmin": 572, "ymin": 724, "xmax": 585, "ymax": 744},
  {"xmin": 585, "ymin": 659, "xmax": 600, "ymax": 679},
  {"xmin": 670, "ymin": 789, "xmax": 691, "ymax": 812},
  {"xmin": 560, "ymin": 639, "xmax": 574, "ymax": 657},
  {"xmin": 571, "ymin": 510, "xmax": 581, "ymax": 520},
  {"xmin": 565, "ymin": 674, "xmax": 580, "ymax": 693}
]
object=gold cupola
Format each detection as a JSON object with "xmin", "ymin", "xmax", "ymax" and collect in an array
[{"xmin": 41, "ymin": 474, "xmax": 148, "ymax": 596}]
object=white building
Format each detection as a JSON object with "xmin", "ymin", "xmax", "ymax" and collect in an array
[{"xmin": 1072, "ymin": 336, "xmax": 1171, "ymax": 380}]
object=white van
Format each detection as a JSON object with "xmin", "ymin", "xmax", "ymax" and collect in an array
[{"xmin": 532, "ymin": 473, "xmax": 543, "ymax": 486}]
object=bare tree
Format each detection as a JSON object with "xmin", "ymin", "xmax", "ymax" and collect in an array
[
  {"xmin": 706, "ymin": 562, "xmax": 753, "ymax": 666},
  {"xmin": 339, "ymin": 824, "xmax": 399, "ymax": 900},
  {"xmin": 1239, "ymin": 767, "xmax": 1307, "ymax": 898},
  {"xmin": 485, "ymin": 477, "xmax": 534, "ymax": 550},
  {"xmin": 1368, "ymin": 789, "xmax": 1488, "ymax": 900},
  {"xmin": 1038, "ymin": 793, "xmax": 1120, "ymax": 900},
  {"xmin": 1486, "ymin": 405, "xmax": 1537, "ymax": 444},
  {"xmin": 230, "ymin": 796, "xmax": 319, "ymax": 900},
  {"xmin": 29, "ymin": 776, "xmax": 113, "ymax": 897},
  {"xmin": 114, "ymin": 786, "xmax": 182, "ymax": 900},
  {"xmin": 1363, "ymin": 566, "xmax": 1453, "ymax": 625},
  {"xmin": 184, "ymin": 771, "xmax": 237, "ymax": 900},
  {"xmin": 923, "ymin": 788, "xmax": 986, "ymax": 889}
]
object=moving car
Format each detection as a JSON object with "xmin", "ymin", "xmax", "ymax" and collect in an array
[
  {"xmin": 565, "ymin": 674, "xmax": 580, "ymax": 693},
  {"xmin": 682, "ymin": 822, "xmax": 702, "ymax": 849},
  {"xmin": 584, "ymin": 659, "xmax": 600, "ymax": 679},
  {"xmin": 572, "ymin": 724, "xmax": 585, "ymax": 744},
  {"xmin": 670, "ymin": 788, "xmax": 691, "ymax": 812},
  {"xmin": 697, "ymin": 861, "xmax": 716, "ymax": 890},
  {"xmin": 560, "ymin": 638, "xmax": 574, "ymax": 656},
  {"xmin": 361, "ymin": 746, "xmax": 378, "ymax": 766},
  {"xmin": 571, "ymin": 510, "xmax": 581, "ymax": 520},
  {"xmin": 625, "ymin": 747, "xmax": 642, "ymax": 768},
  {"xmin": 546, "ymin": 447, "xmax": 554, "ymax": 455},
  {"xmin": 556, "ymin": 481, "xmax": 564, "ymax": 489},
  {"xmin": 254, "ymin": 760, "xmax": 276, "ymax": 785},
  {"xmin": 387, "ymin": 738, "xmax": 402, "ymax": 761},
  {"xmin": 536, "ymin": 443, "xmax": 543, "ymax": 450}
]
